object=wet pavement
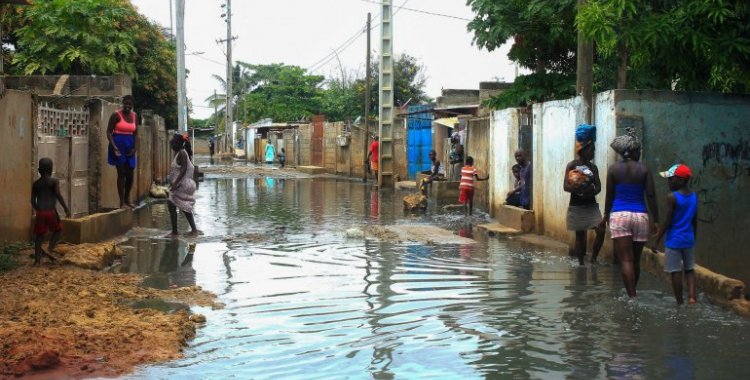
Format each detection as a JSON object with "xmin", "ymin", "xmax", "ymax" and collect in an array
[{"xmin": 122, "ymin": 159, "xmax": 750, "ymax": 379}]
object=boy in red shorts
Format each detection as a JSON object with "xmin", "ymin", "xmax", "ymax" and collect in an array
[
  {"xmin": 458, "ymin": 156, "xmax": 489, "ymax": 215},
  {"xmin": 31, "ymin": 158, "xmax": 70, "ymax": 265}
]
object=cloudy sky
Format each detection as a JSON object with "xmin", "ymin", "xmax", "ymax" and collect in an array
[{"xmin": 129, "ymin": 0, "xmax": 516, "ymax": 119}]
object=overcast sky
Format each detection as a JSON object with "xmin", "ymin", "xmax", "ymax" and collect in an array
[{"xmin": 129, "ymin": 0, "xmax": 516, "ymax": 119}]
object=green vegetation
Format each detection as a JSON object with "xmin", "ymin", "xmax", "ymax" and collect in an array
[
  {"xmin": 0, "ymin": 242, "xmax": 31, "ymax": 272},
  {"xmin": 211, "ymin": 54, "xmax": 430, "ymax": 126},
  {"xmin": 468, "ymin": 0, "xmax": 750, "ymax": 107},
  {"xmin": 3, "ymin": 0, "xmax": 177, "ymax": 128}
]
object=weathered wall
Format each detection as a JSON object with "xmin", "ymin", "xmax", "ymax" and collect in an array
[
  {"xmin": 298, "ymin": 124, "xmax": 312, "ymax": 167},
  {"xmin": 92, "ymin": 102, "xmax": 122, "ymax": 210},
  {"xmin": 134, "ymin": 114, "xmax": 153, "ymax": 203},
  {"xmin": 282, "ymin": 129, "xmax": 296, "ymax": 167},
  {"xmin": 394, "ymin": 117, "xmax": 408, "ymax": 181},
  {"xmin": 466, "ymin": 117, "xmax": 491, "ymax": 212},
  {"xmin": 532, "ymin": 97, "xmax": 585, "ymax": 241},
  {"xmin": 489, "ymin": 109, "xmax": 520, "ymax": 217},
  {"xmin": 323, "ymin": 122, "xmax": 339, "ymax": 173},
  {"xmin": 0, "ymin": 91, "xmax": 34, "ymax": 240},
  {"xmin": 614, "ymin": 90, "xmax": 750, "ymax": 288}
]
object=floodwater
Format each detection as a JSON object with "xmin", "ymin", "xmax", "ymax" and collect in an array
[{"xmin": 123, "ymin": 161, "xmax": 750, "ymax": 379}]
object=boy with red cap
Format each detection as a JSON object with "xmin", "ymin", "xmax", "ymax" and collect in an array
[{"xmin": 653, "ymin": 164, "xmax": 698, "ymax": 305}]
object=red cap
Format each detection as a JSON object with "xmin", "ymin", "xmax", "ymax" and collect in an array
[{"xmin": 660, "ymin": 164, "xmax": 692, "ymax": 179}]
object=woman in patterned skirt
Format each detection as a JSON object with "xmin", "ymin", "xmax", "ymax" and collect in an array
[{"xmin": 166, "ymin": 133, "xmax": 200, "ymax": 238}]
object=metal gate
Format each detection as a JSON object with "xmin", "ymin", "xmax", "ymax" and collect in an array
[
  {"xmin": 36, "ymin": 105, "xmax": 89, "ymax": 217},
  {"xmin": 312, "ymin": 115, "xmax": 325, "ymax": 166},
  {"xmin": 407, "ymin": 105, "xmax": 433, "ymax": 178}
]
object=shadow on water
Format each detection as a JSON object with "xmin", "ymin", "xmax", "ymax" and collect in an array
[{"xmin": 123, "ymin": 174, "xmax": 750, "ymax": 379}]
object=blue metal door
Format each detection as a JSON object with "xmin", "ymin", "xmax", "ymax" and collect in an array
[{"xmin": 407, "ymin": 105, "xmax": 433, "ymax": 179}]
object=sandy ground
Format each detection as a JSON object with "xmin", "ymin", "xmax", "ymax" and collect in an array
[
  {"xmin": 200, "ymin": 164, "xmax": 314, "ymax": 178},
  {"xmin": 0, "ymin": 251, "xmax": 220, "ymax": 379},
  {"xmin": 364, "ymin": 224, "xmax": 476, "ymax": 245}
]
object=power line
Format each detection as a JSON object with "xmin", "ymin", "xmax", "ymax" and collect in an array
[
  {"xmin": 187, "ymin": 54, "xmax": 226, "ymax": 66},
  {"xmin": 357, "ymin": 0, "xmax": 471, "ymax": 22},
  {"xmin": 307, "ymin": 0, "xmax": 412, "ymax": 74}
]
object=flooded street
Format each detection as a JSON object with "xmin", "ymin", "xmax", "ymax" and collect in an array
[{"xmin": 122, "ymin": 163, "xmax": 750, "ymax": 379}]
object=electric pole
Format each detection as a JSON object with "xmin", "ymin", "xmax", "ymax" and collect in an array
[
  {"xmin": 363, "ymin": 12, "xmax": 371, "ymax": 183},
  {"xmin": 219, "ymin": 0, "xmax": 237, "ymax": 154},
  {"xmin": 576, "ymin": 0, "xmax": 594, "ymax": 124},
  {"xmin": 176, "ymin": 0, "xmax": 187, "ymax": 132},
  {"xmin": 378, "ymin": 1, "xmax": 395, "ymax": 188}
]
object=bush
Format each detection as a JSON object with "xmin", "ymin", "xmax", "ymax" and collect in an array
[{"xmin": 0, "ymin": 241, "xmax": 32, "ymax": 272}]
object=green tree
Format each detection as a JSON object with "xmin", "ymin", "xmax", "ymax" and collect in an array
[
  {"xmin": 578, "ymin": 0, "xmax": 750, "ymax": 92},
  {"xmin": 355, "ymin": 53, "xmax": 431, "ymax": 115},
  {"xmin": 4, "ymin": 0, "xmax": 177, "ymax": 127},
  {"xmin": 236, "ymin": 63, "xmax": 325, "ymax": 123},
  {"xmin": 467, "ymin": 0, "xmax": 578, "ymax": 106}
]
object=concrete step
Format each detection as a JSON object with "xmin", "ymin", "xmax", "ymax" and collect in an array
[
  {"xmin": 476, "ymin": 223, "xmax": 522, "ymax": 237},
  {"xmin": 298, "ymin": 166, "xmax": 326, "ymax": 174},
  {"xmin": 395, "ymin": 181, "xmax": 417, "ymax": 190}
]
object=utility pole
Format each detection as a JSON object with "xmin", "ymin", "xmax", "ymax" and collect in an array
[
  {"xmin": 576, "ymin": 0, "xmax": 594, "ymax": 124},
  {"xmin": 219, "ymin": 0, "xmax": 236, "ymax": 155},
  {"xmin": 363, "ymin": 12, "xmax": 371, "ymax": 183},
  {"xmin": 168, "ymin": 0, "xmax": 174, "ymax": 43},
  {"xmin": 378, "ymin": 1, "xmax": 395, "ymax": 188},
  {"xmin": 176, "ymin": 0, "xmax": 187, "ymax": 132}
]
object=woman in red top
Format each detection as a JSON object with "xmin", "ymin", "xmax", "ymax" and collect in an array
[{"xmin": 107, "ymin": 95, "xmax": 138, "ymax": 209}]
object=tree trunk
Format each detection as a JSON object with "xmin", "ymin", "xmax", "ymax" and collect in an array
[{"xmin": 617, "ymin": 41, "xmax": 628, "ymax": 89}]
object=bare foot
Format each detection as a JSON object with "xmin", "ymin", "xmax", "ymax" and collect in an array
[
  {"xmin": 186, "ymin": 230, "xmax": 202, "ymax": 237},
  {"xmin": 120, "ymin": 204, "xmax": 129, "ymax": 210},
  {"xmin": 164, "ymin": 232, "xmax": 179, "ymax": 239},
  {"xmin": 688, "ymin": 298, "xmax": 697, "ymax": 304},
  {"xmin": 127, "ymin": 203, "xmax": 137, "ymax": 209}
]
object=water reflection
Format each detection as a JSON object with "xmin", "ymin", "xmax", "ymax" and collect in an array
[
  {"xmin": 121, "ymin": 239, "xmax": 195, "ymax": 289},
  {"xmin": 126, "ymin": 176, "xmax": 750, "ymax": 380}
]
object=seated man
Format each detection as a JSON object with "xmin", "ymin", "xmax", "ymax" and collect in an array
[
  {"xmin": 505, "ymin": 164, "xmax": 522, "ymax": 207},
  {"xmin": 420, "ymin": 150, "xmax": 444, "ymax": 195}
]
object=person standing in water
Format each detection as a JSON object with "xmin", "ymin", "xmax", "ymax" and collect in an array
[
  {"xmin": 265, "ymin": 139, "xmax": 276, "ymax": 165},
  {"xmin": 653, "ymin": 164, "xmax": 699, "ymax": 305},
  {"xmin": 564, "ymin": 124, "xmax": 605, "ymax": 265},
  {"xmin": 601, "ymin": 129, "xmax": 659, "ymax": 298},
  {"xmin": 166, "ymin": 134, "xmax": 200, "ymax": 238}
]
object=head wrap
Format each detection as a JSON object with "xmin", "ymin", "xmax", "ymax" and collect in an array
[
  {"xmin": 575, "ymin": 124, "xmax": 596, "ymax": 154},
  {"xmin": 610, "ymin": 127, "xmax": 641, "ymax": 158}
]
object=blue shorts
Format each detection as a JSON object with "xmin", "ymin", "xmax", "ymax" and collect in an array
[{"xmin": 664, "ymin": 247, "xmax": 695, "ymax": 273}]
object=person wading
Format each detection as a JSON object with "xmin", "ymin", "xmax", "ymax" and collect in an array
[
  {"xmin": 564, "ymin": 124, "xmax": 605, "ymax": 265},
  {"xmin": 107, "ymin": 95, "xmax": 138, "ymax": 209},
  {"xmin": 166, "ymin": 133, "xmax": 200, "ymax": 238},
  {"xmin": 601, "ymin": 129, "xmax": 659, "ymax": 298}
]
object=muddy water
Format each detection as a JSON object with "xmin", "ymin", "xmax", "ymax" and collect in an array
[{"xmin": 124, "ymin": 170, "xmax": 750, "ymax": 379}]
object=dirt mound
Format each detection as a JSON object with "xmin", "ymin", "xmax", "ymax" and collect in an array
[
  {"xmin": 403, "ymin": 193, "xmax": 427, "ymax": 211},
  {"xmin": 0, "ymin": 266, "xmax": 219, "ymax": 379}
]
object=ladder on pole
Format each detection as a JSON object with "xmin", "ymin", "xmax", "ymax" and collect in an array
[{"xmin": 378, "ymin": 0, "xmax": 395, "ymax": 187}]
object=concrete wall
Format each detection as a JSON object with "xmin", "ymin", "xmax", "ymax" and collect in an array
[
  {"xmin": 298, "ymin": 124, "xmax": 312, "ymax": 167},
  {"xmin": 466, "ymin": 117, "xmax": 491, "ymax": 212},
  {"xmin": 489, "ymin": 108, "xmax": 520, "ymax": 217},
  {"xmin": 91, "ymin": 101, "xmax": 122, "ymax": 210},
  {"xmin": 323, "ymin": 122, "xmax": 339, "ymax": 174},
  {"xmin": 0, "ymin": 91, "xmax": 34, "ymax": 240},
  {"xmin": 394, "ymin": 117, "xmax": 408, "ymax": 181},
  {"xmin": 614, "ymin": 90, "xmax": 750, "ymax": 288}
]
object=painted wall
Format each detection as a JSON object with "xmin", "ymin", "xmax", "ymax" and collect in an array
[
  {"xmin": 466, "ymin": 117, "xmax": 491, "ymax": 212},
  {"xmin": 615, "ymin": 90, "xmax": 750, "ymax": 288},
  {"xmin": 489, "ymin": 108, "xmax": 520, "ymax": 217},
  {"xmin": 0, "ymin": 91, "xmax": 33, "ymax": 240},
  {"xmin": 532, "ymin": 97, "xmax": 585, "ymax": 241}
]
